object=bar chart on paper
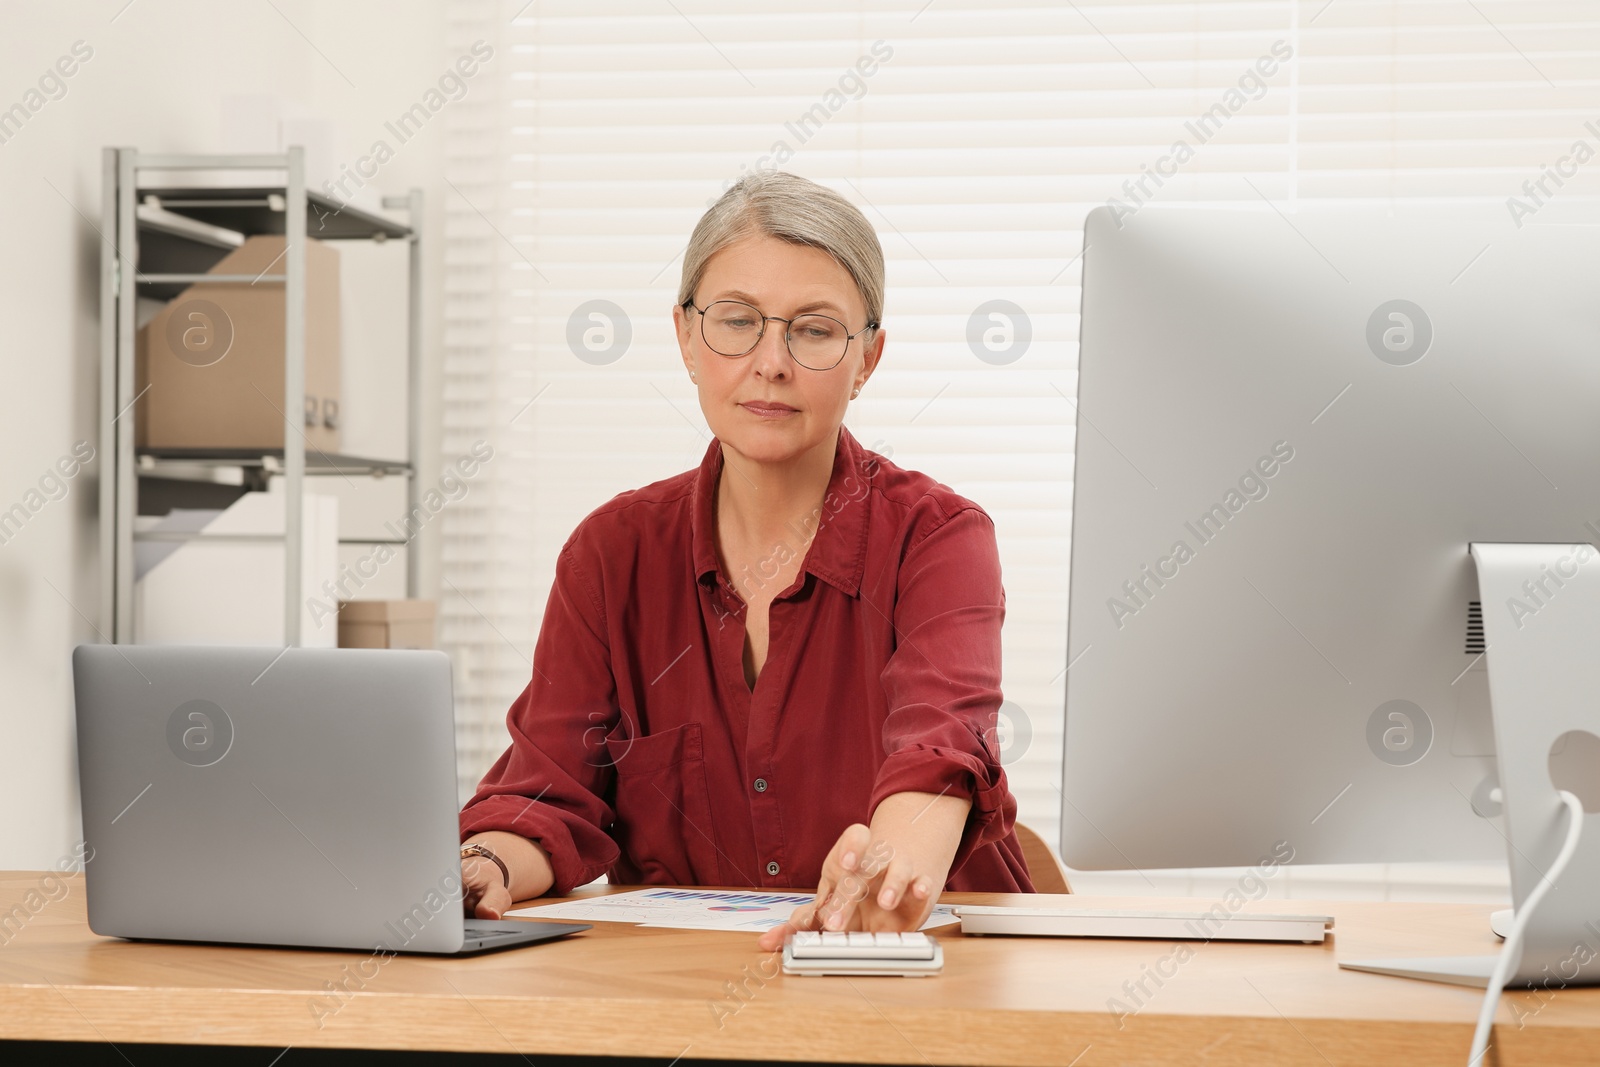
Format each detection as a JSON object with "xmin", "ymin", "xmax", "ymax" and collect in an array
[{"xmin": 508, "ymin": 888, "xmax": 960, "ymax": 933}]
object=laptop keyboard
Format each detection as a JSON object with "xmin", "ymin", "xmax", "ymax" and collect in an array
[{"xmin": 464, "ymin": 921, "xmax": 528, "ymax": 942}]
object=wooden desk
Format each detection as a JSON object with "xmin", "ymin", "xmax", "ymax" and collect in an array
[{"xmin": 1, "ymin": 872, "xmax": 1595, "ymax": 1065}]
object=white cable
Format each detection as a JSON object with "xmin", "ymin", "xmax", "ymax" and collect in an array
[{"xmin": 1468, "ymin": 789, "xmax": 1585, "ymax": 1067}]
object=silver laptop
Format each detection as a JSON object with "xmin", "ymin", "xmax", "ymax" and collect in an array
[{"xmin": 72, "ymin": 644, "xmax": 588, "ymax": 955}]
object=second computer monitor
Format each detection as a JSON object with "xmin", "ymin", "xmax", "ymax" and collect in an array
[{"xmin": 1063, "ymin": 205, "xmax": 1600, "ymax": 870}]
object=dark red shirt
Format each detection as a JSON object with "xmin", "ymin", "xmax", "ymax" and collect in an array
[{"xmin": 459, "ymin": 426, "xmax": 1034, "ymax": 895}]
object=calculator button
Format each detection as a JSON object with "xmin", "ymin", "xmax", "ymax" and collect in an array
[{"xmin": 790, "ymin": 929, "xmax": 938, "ymax": 961}]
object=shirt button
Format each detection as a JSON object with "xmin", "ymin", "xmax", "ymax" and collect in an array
[
  {"xmin": 753, "ymin": 777, "xmax": 768, "ymax": 793},
  {"xmin": 766, "ymin": 860, "xmax": 780, "ymax": 876}
]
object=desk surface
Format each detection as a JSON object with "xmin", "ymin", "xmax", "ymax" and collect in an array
[{"xmin": 1, "ymin": 872, "xmax": 1594, "ymax": 1066}]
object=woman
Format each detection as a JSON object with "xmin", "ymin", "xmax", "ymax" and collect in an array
[{"xmin": 458, "ymin": 171, "xmax": 1034, "ymax": 944}]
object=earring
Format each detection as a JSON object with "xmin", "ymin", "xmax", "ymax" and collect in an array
[
  {"xmin": 851, "ymin": 387, "xmax": 861, "ymax": 399},
  {"xmin": 690, "ymin": 372, "xmax": 698, "ymax": 382}
]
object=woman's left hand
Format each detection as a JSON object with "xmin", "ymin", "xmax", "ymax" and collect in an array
[{"xmin": 756, "ymin": 791, "xmax": 969, "ymax": 951}]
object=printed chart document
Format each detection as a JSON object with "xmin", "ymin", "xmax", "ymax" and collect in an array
[{"xmin": 508, "ymin": 888, "xmax": 961, "ymax": 933}]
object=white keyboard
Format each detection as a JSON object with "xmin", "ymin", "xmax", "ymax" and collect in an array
[
  {"xmin": 782, "ymin": 931, "xmax": 944, "ymax": 976},
  {"xmin": 952, "ymin": 905, "xmax": 1333, "ymax": 943}
]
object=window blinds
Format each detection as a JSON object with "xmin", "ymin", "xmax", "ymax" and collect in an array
[{"xmin": 440, "ymin": 0, "xmax": 1600, "ymax": 886}]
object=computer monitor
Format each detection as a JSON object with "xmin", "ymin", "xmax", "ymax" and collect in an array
[{"xmin": 1061, "ymin": 205, "xmax": 1600, "ymax": 875}]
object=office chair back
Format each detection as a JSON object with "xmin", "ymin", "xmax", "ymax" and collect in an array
[{"xmin": 1015, "ymin": 823, "xmax": 1072, "ymax": 894}]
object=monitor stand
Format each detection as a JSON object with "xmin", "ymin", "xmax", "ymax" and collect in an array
[{"xmin": 1339, "ymin": 542, "xmax": 1600, "ymax": 990}]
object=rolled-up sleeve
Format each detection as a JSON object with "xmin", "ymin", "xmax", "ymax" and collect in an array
[
  {"xmin": 459, "ymin": 538, "xmax": 621, "ymax": 894},
  {"xmin": 868, "ymin": 504, "xmax": 1018, "ymax": 878}
]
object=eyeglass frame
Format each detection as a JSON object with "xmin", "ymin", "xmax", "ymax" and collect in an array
[{"xmin": 681, "ymin": 297, "xmax": 880, "ymax": 371}]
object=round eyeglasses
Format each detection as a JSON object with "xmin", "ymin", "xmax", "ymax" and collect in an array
[{"xmin": 683, "ymin": 298, "xmax": 878, "ymax": 371}]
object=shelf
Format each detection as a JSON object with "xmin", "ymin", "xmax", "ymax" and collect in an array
[
  {"xmin": 137, "ymin": 203, "xmax": 243, "ymax": 248},
  {"xmin": 137, "ymin": 449, "xmax": 412, "ymax": 478},
  {"xmin": 104, "ymin": 147, "xmax": 424, "ymax": 645},
  {"xmin": 139, "ymin": 186, "xmax": 413, "ymax": 242},
  {"xmin": 135, "ymin": 207, "xmax": 242, "ymax": 299}
]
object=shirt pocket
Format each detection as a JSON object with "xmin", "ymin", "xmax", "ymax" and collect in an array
[{"xmin": 603, "ymin": 721, "xmax": 721, "ymax": 884}]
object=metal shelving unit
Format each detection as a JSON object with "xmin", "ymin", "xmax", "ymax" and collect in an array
[{"xmin": 98, "ymin": 147, "xmax": 423, "ymax": 645}]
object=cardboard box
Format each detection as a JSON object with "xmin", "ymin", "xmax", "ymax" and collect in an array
[
  {"xmin": 136, "ymin": 235, "xmax": 341, "ymax": 452},
  {"xmin": 338, "ymin": 599, "xmax": 436, "ymax": 649}
]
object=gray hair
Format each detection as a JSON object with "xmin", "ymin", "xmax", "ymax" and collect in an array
[{"xmin": 678, "ymin": 171, "xmax": 885, "ymax": 329}]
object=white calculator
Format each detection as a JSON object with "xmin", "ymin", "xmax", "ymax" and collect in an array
[{"xmin": 781, "ymin": 930, "xmax": 944, "ymax": 977}]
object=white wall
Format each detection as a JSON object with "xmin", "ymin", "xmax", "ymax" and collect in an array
[{"xmin": 0, "ymin": 0, "xmax": 453, "ymax": 869}]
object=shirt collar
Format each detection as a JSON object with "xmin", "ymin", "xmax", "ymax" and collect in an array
[{"xmin": 691, "ymin": 425, "xmax": 873, "ymax": 598}]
